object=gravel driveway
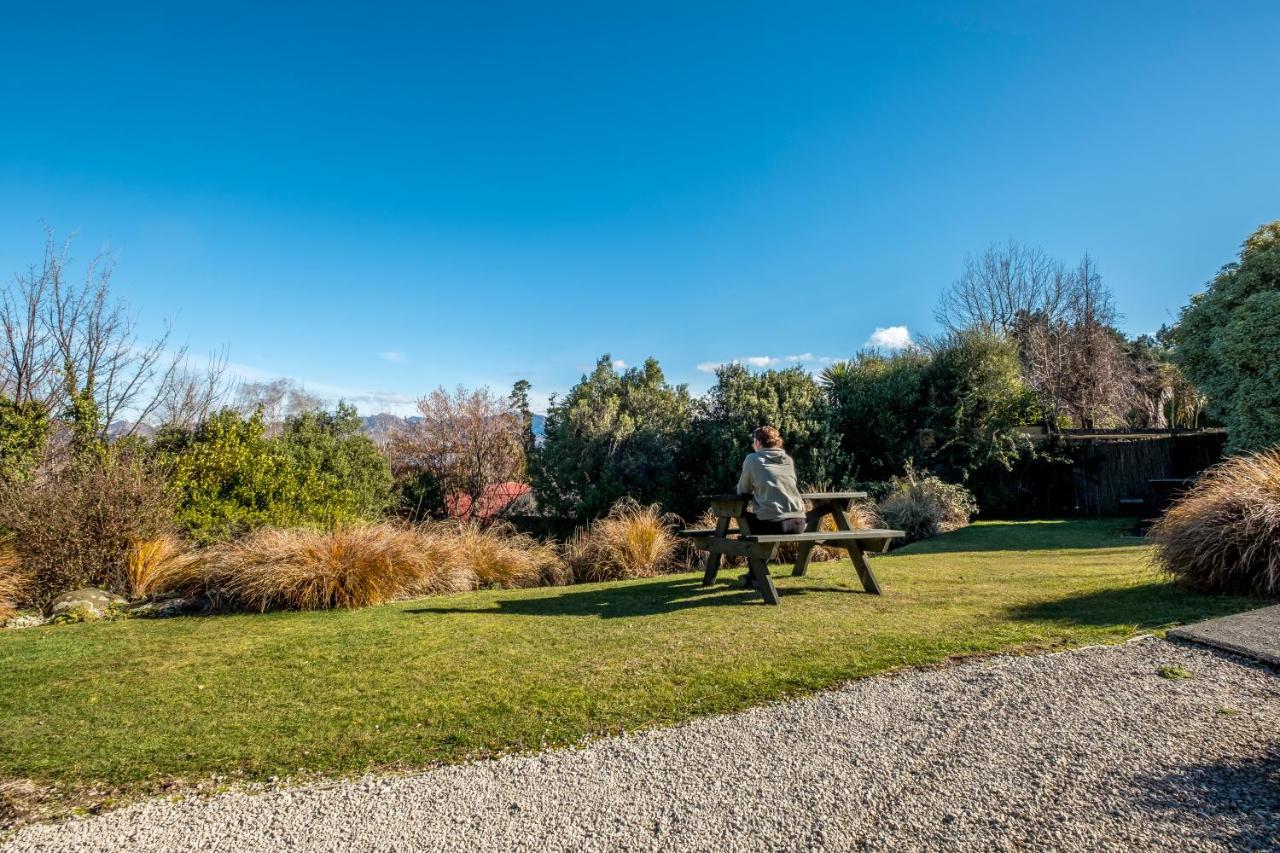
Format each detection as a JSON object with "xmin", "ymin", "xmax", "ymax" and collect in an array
[{"xmin": 5, "ymin": 637, "xmax": 1278, "ymax": 852}]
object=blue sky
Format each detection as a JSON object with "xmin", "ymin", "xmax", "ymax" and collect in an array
[{"xmin": 2, "ymin": 2, "xmax": 1278, "ymax": 415}]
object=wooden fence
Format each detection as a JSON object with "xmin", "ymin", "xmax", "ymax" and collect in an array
[{"xmin": 1056, "ymin": 430, "xmax": 1225, "ymax": 517}]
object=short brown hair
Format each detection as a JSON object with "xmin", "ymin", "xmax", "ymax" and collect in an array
[{"xmin": 753, "ymin": 426, "xmax": 783, "ymax": 449}]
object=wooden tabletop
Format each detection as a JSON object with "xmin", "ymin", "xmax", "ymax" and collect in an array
[{"xmin": 699, "ymin": 491, "xmax": 867, "ymax": 502}]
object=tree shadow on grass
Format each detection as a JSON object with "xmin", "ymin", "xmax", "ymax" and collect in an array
[
  {"xmin": 1131, "ymin": 751, "xmax": 1280, "ymax": 848},
  {"xmin": 406, "ymin": 576, "xmax": 872, "ymax": 619},
  {"xmin": 1005, "ymin": 582, "xmax": 1264, "ymax": 630},
  {"xmin": 900, "ymin": 520, "xmax": 1143, "ymax": 555}
]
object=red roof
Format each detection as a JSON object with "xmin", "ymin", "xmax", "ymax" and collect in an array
[{"xmin": 446, "ymin": 482, "xmax": 532, "ymax": 522}]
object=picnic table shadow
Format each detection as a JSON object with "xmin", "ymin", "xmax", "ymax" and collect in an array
[{"xmin": 406, "ymin": 575, "xmax": 873, "ymax": 619}]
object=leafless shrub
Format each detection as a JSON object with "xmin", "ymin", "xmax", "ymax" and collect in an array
[
  {"xmin": 1149, "ymin": 449, "xmax": 1280, "ymax": 597},
  {"xmin": 936, "ymin": 241, "xmax": 1068, "ymax": 336},
  {"xmin": 233, "ymin": 378, "xmax": 325, "ymax": 435},
  {"xmin": 388, "ymin": 386, "xmax": 526, "ymax": 521},
  {"xmin": 0, "ymin": 447, "xmax": 176, "ymax": 605}
]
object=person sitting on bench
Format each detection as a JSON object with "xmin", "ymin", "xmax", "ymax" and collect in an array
[{"xmin": 738, "ymin": 426, "xmax": 807, "ymax": 536}]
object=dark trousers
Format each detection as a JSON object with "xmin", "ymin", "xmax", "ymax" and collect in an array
[{"xmin": 746, "ymin": 515, "xmax": 806, "ymax": 535}]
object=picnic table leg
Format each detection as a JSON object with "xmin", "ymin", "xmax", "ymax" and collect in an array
[
  {"xmin": 747, "ymin": 557, "xmax": 780, "ymax": 605},
  {"xmin": 847, "ymin": 542, "xmax": 882, "ymax": 595},
  {"xmin": 825, "ymin": 498, "xmax": 883, "ymax": 593},
  {"xmin": 748, "ymin": 544, "xmax": 780, "ymax": 605},
  {"xmin": 701, "ymin": 515, "xmax": 732, "ymax": 587},
  {"xmin": 791, "ymin": 541, "xmax": 816, "ymax": 577}
]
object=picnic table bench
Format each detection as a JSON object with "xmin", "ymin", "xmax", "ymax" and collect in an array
[{"xmin": 678, "ymin": 492, "xmax": 904, "ymax": 605}]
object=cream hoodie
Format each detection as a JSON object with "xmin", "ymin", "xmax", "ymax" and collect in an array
[{"xmin": 737, "ymin": 448, "xmax": 806, "ymax": 521}]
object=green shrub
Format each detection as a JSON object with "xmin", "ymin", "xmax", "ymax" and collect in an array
[
  {"xmin": 878, "ymin": 465, "xmax": 978, "ymax": 542},
  {"xmin": 532, "ymin": 355, "xmax": 693, "ymax": 522},
  {"xmin": 685, "ymin": 364, "xmax": 838, "ymax": 515},
  {"xmin": 1149, "ymin": 448, "xmax": 1280, "ymax": 596},
  {"xmin": 0, "ymin": 397, "xmax": 50, "ymax": 482},
  {"xmin": 155, "ymin": 405, "xmax": 393, "ymax": 542},
  {"xmin": 1170, "ymin": 221, "xmax": 1280, "ymax": 452},
  {"xmin": 822, "ymin": 350, "xmax": 931, "ymax": 483}
]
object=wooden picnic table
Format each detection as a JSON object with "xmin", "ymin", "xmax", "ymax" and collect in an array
[{"xmin": 679, "ymin": 491, "xmax": 904, "ymax": 606}]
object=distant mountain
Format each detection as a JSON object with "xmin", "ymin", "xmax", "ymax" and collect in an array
[
  {"xmin": 532, "ymin": 414, "xmax": 546, "ymax": 437},
  {"xmin": 107, "ymin": 420, "xmax": 158, "ymax": 439}
]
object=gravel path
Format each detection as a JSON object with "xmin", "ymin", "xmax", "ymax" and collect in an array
[{"xmin": 6, "ymin": 637, "xmax": 1279, "ymax": 852}]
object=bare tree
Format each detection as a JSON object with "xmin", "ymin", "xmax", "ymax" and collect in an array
[
  {"xmin": 153, "ymin": 348, "xmax": 235, "ymax": 429},
  {"xmin": 0, "ymin": 231, "xmax": 226, "ymax": 440},
  {"xmin": 1015, "ymin": 255, "xmax": 1133, "ymax": 429},
  {"xmin": 387, "ymin": 386, "xmax": 524, "ymax": 521},
  {"xmin": 234, "ymin": 378, "xmax": 325, "ymax": 434},
  {"xmin": 936, "ymin": 241, "xmax": 1070, "ymax": 335}
]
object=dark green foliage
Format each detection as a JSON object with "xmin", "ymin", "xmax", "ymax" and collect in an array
[
  {"xmin": 820, "ymin": 334, "xmax": 1039, "ymax": 496},
  {"xmin": 922, "ymin": 329, "xmax": 1041, "ymax": 481},
  {"xmin": 531, "ymin": 355, "xmax": 693, "ymax": 522},
  {"xmin": 0, "ymin": 397, "xmax": 50, "ymax": 481},
  {"xmin": 396, "ymin": 470, "xmax": 448, "ymax": 522},
  {"xmin": 821, "ymin": 350, "xmax": 930, "ymax": 482},
  {"xmin": 155, "ymin": 405, "xmax": 393, "ymax": 542},
  {"xmin": 686, "ymin": 364, "xmax": 838, "ymax": 507},
  {"xmin": 510, "ymin": 379, "xmax": 536, "ymax": 456},
  {"xmin": 279, "ymin": 403, "xmax": 395, "ymax": 521},
  {"xmin": 1170, "ymin": 222, "xmax": 1280, "ymax": 452}
]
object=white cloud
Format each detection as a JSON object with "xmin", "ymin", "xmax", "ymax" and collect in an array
[
  {"xmin": 612, "ymin": 359, "xmax": 627, "ymax": 369},
  {"xmin": 864, "ymin": 326, "xmax": 913, "ymax": 351},
  {"xmin": 696, "ymin": 354, "xmax": 837, "ymax": 373},
  {"xmin": 379, "ymin": 350, "xmax": 407, "ymax": 364}
]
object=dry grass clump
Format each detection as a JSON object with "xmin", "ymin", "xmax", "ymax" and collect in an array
[
  {"xmin": 135, "ymin": 521, "xmax": 570, "ymax": 611},
  {"xmin": 0, "ymin": 543, "xmax": 30, "ymax": 621},
  {"xmin": 843, "ymin": 500, "xmax": 884, "ymax": 530},
  {"xmin": 878, "ymin": 466, "xmax": 977, "ymax": 543},
  {"xmin": 569, "ymin": 499, "xmax": 682, "ymax": 583},
  {"xmin": 126, "ymin": 536, "xmax": 203, "ymax": 599},
  {"xmin": 441, "ymin": 522, "xmax": 567, "ymax": 589},
  {"xmin": 1149, "ymin": 449, "xmax": 1280, "ymax": 597},
  {"xmin": 204, "ymin": 523, "xmax": 454, "ymax": 611}
]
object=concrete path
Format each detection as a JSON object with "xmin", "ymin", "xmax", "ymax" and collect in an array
[
  {"xmin": 1170, "ymin": 604, "xmax": 1280, "ymax": 668},
  {"xmin": 4, "ymin": 637, "xmax": 1278, "ymax": 852}
]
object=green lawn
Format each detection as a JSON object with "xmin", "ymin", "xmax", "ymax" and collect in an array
[{"xmin": 0, "ymin": 520, "xmax": 1263, "ymax": 818}]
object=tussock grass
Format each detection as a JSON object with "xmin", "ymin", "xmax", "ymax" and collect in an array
[
  {"xmin": 440, "ymin": 522, "xmax": 567, "ymax": 589},
  {"xmin": 0, "ymin": 543, "xmax": 28, "ymax": 621},
  {"xmin": 1149, "ymin": 448, "xmax": 1280, "ymax": 597},
  {"xmin": 126, "ymin": 536, "xmax": 200, "ymax": 599},
  {"xmin": 205, "ymin": 524, "xmax": 448, "ymax": 611},
  {"xmin": 139, "ymin": 522, "xmax": 563, "ymax": 609},
  {"xmin": 568, "ymin": 499, "xmax": 683, "ymax": 582}
]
